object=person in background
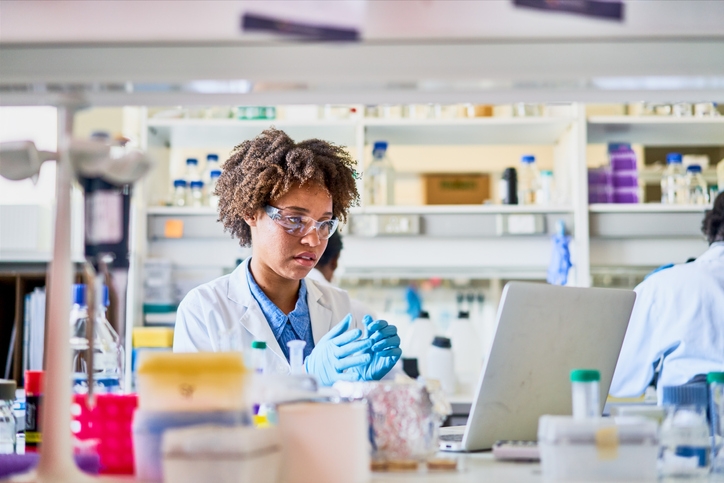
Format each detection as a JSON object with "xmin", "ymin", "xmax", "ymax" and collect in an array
[
  {"xmin": 173, "ymin": 128, "xmax": 401, "ymax": 385},
  {"xmin": 610, "ymin": 191, "xmax": 724, "ymax": 398},
  {"xmin": 307, "ymin": 230, "xmax": 344, "ymax": 286}
]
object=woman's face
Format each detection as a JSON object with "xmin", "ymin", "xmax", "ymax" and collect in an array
[{"xmin": 247, "ymin": 183, "xmax": 333, "ymax": 281}]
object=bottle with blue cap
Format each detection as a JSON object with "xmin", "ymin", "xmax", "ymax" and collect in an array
[
  {"xmin": 685, "ymin": 164, "xmax": 709, "ymax": 205},
  {"xmin": 661, "ymin": 153, "xmax": 686, "ymax": 204},
  {"xmin": 208, "ymin": 169, "xmax": 222, "ymax": 208},
  {"xmin": 69, "ymin": 284, "xmax": 124, "ymax": 394},
  {"xmin": 189, "ymin": 180, "xmax": 205, "ymax": 208},
  {"xmin": 203, "ymin": 154, "xmax": 220, "ymax": 197},
  {"xmin": 185, "ymin": 157, "xmax": 201, "ymax": 183},
  {"xmin": 517, "ymin": 155, "xmax": 540, "ymax": 205},
  {"xmin": 364, "ymin": 141, "xmax": 395, "ymax": 206},
  {"xmin": 659, "ymin": 383, "xmax": 710, "ymax": 477},
  {"xmin": 172, "ymin": 179, "xmax": 188, "ymax": 207}
]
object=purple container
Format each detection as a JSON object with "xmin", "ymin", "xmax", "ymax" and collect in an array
[
  {"xmin": 612, "ymin": 171, "xmax": 639, "ymax": 188},
  {"xmin": 613, "ymin": 188, "xmax": 639, "ymax": 204},
  {"xmin": 610, "ymin": 154, "xmax": 637, "ymax": 172}
]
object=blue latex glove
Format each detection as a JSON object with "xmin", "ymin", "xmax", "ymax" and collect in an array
[
  {"xmin": 304, "ymin": 314, "xmax": 372, "ymax": 386},
  {"xmin": 350, "ymin": 315, "xmax": 402, "ymax": 381}
]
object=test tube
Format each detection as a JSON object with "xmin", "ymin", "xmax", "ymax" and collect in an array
[
  {"xmin": 251, "ymin": 341, "xmax": 266, "ymax": 374},
  {"xmin": 287, "ymin": 340, "xmax": 307, "ymax": 375},
  {"xmin": 570, "ymin": 369, "xmax": 600, "ymax": 419}
]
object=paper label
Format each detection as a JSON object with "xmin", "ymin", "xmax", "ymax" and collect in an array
[
  {"xmin": 86, "ymin": 191, "xmax": 123, "ymax": 244},
  {"xmin": 595, "ymin": 426, "xmax": 619, "ymax": 461}
]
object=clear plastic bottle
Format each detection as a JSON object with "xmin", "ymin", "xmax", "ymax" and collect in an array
[
  {"xmin": 93, "ymin": 285, "xmax": 124, "ymax": 394},
  {"xmin": 203, "ymin": 154, "xmax": 219, "ymax": 196},
  {"xmin": 0, "ymin": 379, "xmax": 16, "ymax": 454},
  {"xmin": 189, "ymin": 180, "xmax": 205, "ymax": 207},
  {"xmin": 364, "ymin": 141, "xmax": 395, "ymax": 206},
  {"xmin": 659, "ymin": 405, "xmax": 710, "ymax": 478},
  {"xmin": 570, "ymin": 369, "xmax": 600, "ymax": 419},
  {"xmin": 661, "ymin": 153, "xmax": 686, "ymax": 204},
  {"xmin": 685, "ymin": 165, "xmax": 709, "ymax": 205},
  {"xmin": 172, "ymin": 179, "xmax": 188, "ymax": 207},
  {"xmin": 537, "ymin": 170, "xmax": 554, "ymax": 205},
  {"xmin": 709, "ymin": 372, "xmax": 724, "ymax": 474},
  {"xmin": 185, "ymin": 158, "xmax": 200, "ymax": 183},
  {"xmin": 208, "ymin": 170, "xmax": 221, "ymax": 208},
  {"xmin": 517, "ymin": 155, "xmax": 540, "ymax": 205},
  {"xmin": 70, "ymin": 284, "xmax": 90, "ymax": 393}
]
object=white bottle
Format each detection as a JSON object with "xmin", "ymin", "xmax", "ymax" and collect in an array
[
  {"xmin": 446, "ymin": 311, "xmax": 483, "ymax": 394},
  {"xmin": 517, "ymin": 155, "xmax": 540, "ymax": 205},
  {"xmin": 404, "ymin": 311, "xmax": 436, "ymax": 377},
  {"xmin": 185, "ymin": 158, "xmax": 201, "ymax": 183},
  {"xmin": 172, "ymin": 179, "xmax": 188, "ymax": 207},
  {"xmin": 208, "ymin": 170, "xmax": 222, "ymax": 208},
  {"xmin": 661, "ymin": 153, "xmax": 686, "ymax": 204},
  {"xmin": 364, "ymin": 141, "xmax": 395, "ymax": 206},
  {"xmin": 189, "ymin": 180, "xmax": 205, "ymax": 207},
  {"xmin": 685, "ymin": 165, "xmax": 709, "ymax": 205},
  {"xmin": 537, "ymin": 170, "xmax": 554, "ymax": 205},
  {"xmin": 426, "ymin": 337, "xmax": 455, "ymax": 395},
  {"xmin": 717, "ymin": 158, "xmax": 724, "ymax": 195}
]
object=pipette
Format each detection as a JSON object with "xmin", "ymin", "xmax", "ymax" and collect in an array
[{"xmin": 287, "ymin": 340, "xmax": 307, "ymax": 375}]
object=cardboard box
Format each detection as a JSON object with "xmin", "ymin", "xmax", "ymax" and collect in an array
[{"xmin": 423, "ymin": 174, "xmax": 490, "ymax": 205}]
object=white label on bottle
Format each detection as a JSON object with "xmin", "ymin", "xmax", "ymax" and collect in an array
[{"xmin": 86, "ymin": 191, "xmax": 123, "ymax": 244}]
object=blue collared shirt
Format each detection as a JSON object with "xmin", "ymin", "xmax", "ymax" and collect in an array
[{"xmin": 246, "ymin": 261, "xmax": 315, "ymax": 362}]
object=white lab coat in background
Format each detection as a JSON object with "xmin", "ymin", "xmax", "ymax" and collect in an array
[
  {"xmin": 610, "ymin": 242, "xmax": 724, "ymax": 398},
  {"xmin": 173, "ymin": 258, "xmax": 366, "ymax": 375},
  {"xmin": 306, "ymin": 268, "xmax": 376, "ymax": 320}
]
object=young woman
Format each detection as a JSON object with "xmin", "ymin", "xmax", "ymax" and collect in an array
[{"xmin": 173, "ymin": 129, "xmax": 401, "ymax": 385}]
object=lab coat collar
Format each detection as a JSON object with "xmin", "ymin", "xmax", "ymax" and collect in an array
[
  {"xmin": 227, "ymin": 259, "xmax": 287, "ymax": 364},
  {"xmin": 306, "ymin": 277, "xmax": 334, "ymax": 345},
  {"xmin": 699, "ymin": 242, "xmax": 724, "ymax": 262}
]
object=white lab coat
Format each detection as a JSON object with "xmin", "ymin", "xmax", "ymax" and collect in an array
[
  {"xmin": 610, "ymin": 242, "xmax": 724, "ymax": 398},
  {"xmin": 173, "ymin": 258, "xmax": 367, "ymax": 375}
]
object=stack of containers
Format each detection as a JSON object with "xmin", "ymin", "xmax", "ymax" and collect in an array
[{"xmin": 609, "ymin": 143, "xmax": 639, "ymax": 204}]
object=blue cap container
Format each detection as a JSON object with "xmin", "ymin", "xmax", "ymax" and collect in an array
[
  {"xmin": 206, "ymin": 154, "xmax": 218, "ymax": 162},
  {"xmin": 373, "ymin": 141, "xmax": 388, "ymax": 152},
  {"xmin": 190, "ymin": 181, "xmax": 204, "ymax": 189},
  {"xmin": 687, "ymin": 165, "xmax": 702, "ymax": 173},
  {"xmin": 667, "ymin": 153, "xmax": 683, "ymax": 164},
  {"xmin": 521, "ymin": 155, "xmax": 535, "ymax": 164},
  {"xmin": 173, "ymin": 180, "xmax": 187, "ymax": 188},
  {"xmin": 186, "ymin": 158, "xmax": 198, "ymax": 166}
]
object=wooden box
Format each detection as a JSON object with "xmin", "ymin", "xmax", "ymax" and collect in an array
[{"xmin": 423, "ymin": 174, "xmax": 490, "ymax": 205}]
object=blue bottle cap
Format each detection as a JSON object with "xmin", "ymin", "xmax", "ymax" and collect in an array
[
  {"xmin": 186, "ymin": 158, "xmax": 198, "ymax": 165},
  {"xmin": 608, "ymin": 143, "xmax": 632, "ymax": 152},
  {"xmin": 667, "ymin": 153, "xmax": 682, "ymax": 164},
  {"xmin": 102, "ymin": 285, "xmax": 109, "ymax": 307},
  {"xmin": 210, "ymin": 170, "xmax": 222, "ymax": 178},
  {"xmin": 73, "ymin": 284, "xmax": 86, "ymax": 305},
  {"xmin": 190, "ymin": 181, "xmax": 204, "ymax": 188},
  {"xmin": 373, "ymin": 141, "xmax": 388, "ymax": 152},
  {"xmin": 687, "ymin": 164, "xmax": 702, "ymax": 173},
  {"xmin": 174, "ymin": 179, "xmax": 187, "ymax": 187},
  {"xmin": 521, "ymin": 155, "xmax": 535, "ymax": 164},
  {"xmin": 207, "ymin": 154, "xmax": 219, "ymax": 162}
]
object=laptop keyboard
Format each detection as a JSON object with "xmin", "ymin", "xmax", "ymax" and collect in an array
[{"xmin": 440, "ymin": 433, "xmax": 464, "ymax": 442}]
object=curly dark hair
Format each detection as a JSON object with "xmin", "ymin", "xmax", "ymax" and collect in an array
[
  {"xmin": 215, "ymin": 128, "xmax": 359, "ymax": 246},
  {"xmin": 702, "ymin": 191, "xmax": 724, "ymax": 244}
]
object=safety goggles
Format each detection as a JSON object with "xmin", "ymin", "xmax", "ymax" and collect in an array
[{"xmin": 264, "ymin": 205, "xmax": 339, "ymax": 240}]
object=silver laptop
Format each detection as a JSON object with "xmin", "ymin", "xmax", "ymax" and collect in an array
[{"xmin": 439, "ymin": 281, "xmax": 636, "ymax": 451}]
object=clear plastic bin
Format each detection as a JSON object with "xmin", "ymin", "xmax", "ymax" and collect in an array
[{"xmin": 538, "ymin": 415, "xmax": 658, "ymax": 481}]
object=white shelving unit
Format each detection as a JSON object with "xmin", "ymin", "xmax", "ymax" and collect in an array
[{"xmin": 131, "ymin": 107, "xmax": 721, "ymax": 336}]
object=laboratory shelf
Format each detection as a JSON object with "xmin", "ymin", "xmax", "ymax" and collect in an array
[
  {"xmin": 350, "ymin": 204, "xmax": 573, "ymax": 215},
  {"xmin": 364, "ymin": 116, "xmax": 575, "ymax": 145},
  {"xmin": 587, "ymin": 116, "xmax": 724, "ymax": 146},
  {"xmin": 588, "ymin": 203, "xmax": 712, "ymax": 213},
  {"xmin": 146, "ymin": 206, "xmax": 218, "ymax": 216},
  {"xmin": 146, "ymin": 117, "xmax": 359, "ymax": 149}
]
